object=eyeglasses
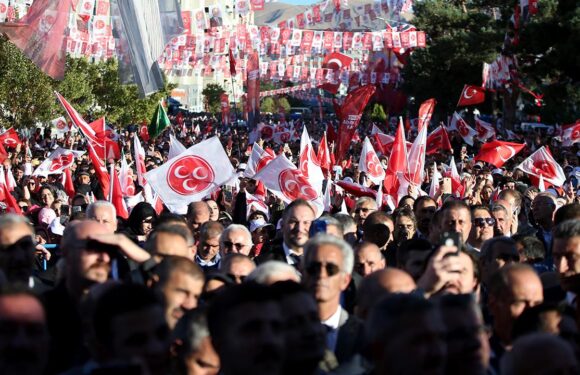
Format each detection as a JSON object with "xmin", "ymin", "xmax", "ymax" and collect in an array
[
  {"xmin": 355, "ymin": 207, "xmax": 375, "ymax": 214},
  {"xmin": 472, "ymin": 217, "xmax": 496, "ymax": 227},
  {"xmin": 305, "ymin": 261, "xmax": 341, "ymax": 277},
  {"xmin": 18, "ymin": 205, "xmax": 28, "ymax": 211},
  {"xmin": 222, "ymin": 241, "xmax": 249, "ymax": 250}
]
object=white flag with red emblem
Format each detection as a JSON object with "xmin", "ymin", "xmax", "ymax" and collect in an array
[
  {"xmin": 51, "ymin": 116, "xmax": 70, "ymax": 134},
  {"xmin": 246, "ymin": 190, "xmax": 270, "ymax": 220},
  {"xmin": 133, "ymin": 134, "xmax": 147, "ymax": 187},
  {"xmin": 244, "ymin": 143, "xmax": 276, "ymax": 178},
  {"xmin": 358, "ymin": 137, "xmax": 385, "ymax": 185},
  {"xmin": 119, "ymin": 155, "xmax": 136, "ymax": 197},
  {"xmin": 33, "ymin": 148, "xmax": 85, "ymax": 177},
  {"xmin": 299, "ymin": 126, "xmax": 324, "ymax": 193},
  {"xmin": 449, "ymin": 112, "xmax": 477, "ymax": 146},
  {"xmin": 562, "ymin": 121, "xmax": 580, "ymax": 147},
  {"xmin": 406, "ymin": 123, "xmax": 428, "ymax": 185},
  {"xmin": 516, "ymin": 146, "xmax": 566, "ymax": 187},
  {"xmin": 145, "ymin": 137, "xmax": 235, "ymax": 214},
  {"xmin": 475, "ymin": 117, "xmax": 496, "ymax": 141},
  {"xmin": 253, "ymin": 154, "xmax": 323, "ymax": 216}
]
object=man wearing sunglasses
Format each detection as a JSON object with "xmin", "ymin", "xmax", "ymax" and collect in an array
[
  {"xmin": 219, "ymin": 224, "xmax": 253, "ymax": 256},
  {"xmin": 354, "ymin": 197, "xmax": 377, "ymax": 233},
  {"xmin": 467, "ymin": 206, "xmax": 495, "ymax": 252},
  {"xmin": 302, "ymin": 234, "xmax": 363, "ymax": 369}
]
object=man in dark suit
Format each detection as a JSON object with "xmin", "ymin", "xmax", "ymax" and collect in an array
[
  {"xmin": 302, "ymin": 233, "xmax": 364, "ymax": 371},
  {"xmin": 255, "ymin": 199, "xmax": 315, "ymax": 270},
  {"xmin": 531, "ymin": 193, "xmax": 557, "ymax": 265}
]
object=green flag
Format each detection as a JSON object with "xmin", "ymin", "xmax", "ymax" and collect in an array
[{"xmin": 148, "ymin": 102, "xmax": 170, "ymax": 139}]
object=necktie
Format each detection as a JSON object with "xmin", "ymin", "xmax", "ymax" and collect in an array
[{"xmin": 324, "ymin": 324, "xmax": 338, "ymax": 352}]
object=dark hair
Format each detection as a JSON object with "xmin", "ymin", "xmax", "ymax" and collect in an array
[
  {"xmin": 413, "ymin": 196, "xmax": 437, "ymax": 213},
  {"xmin": 93, "ymin": 284, "xmax": 164, "ymax": 347},
  {"xmin": 470, "ymin": 205, "xmax": 491, "ymax": 216},
  {"xmin": 441, "ymin": 199, "xmax": 470, "ymax": 214},
  {"xmin": 153, "ymin": 256, "xmax": 204, "ymax": 289},
  {"xmin": 554, "ymin": 204, "xmax": 580, "ymax": 227},
  {"xmin": 283, "ymin": 198, "xmax": 315, "ymax": 219},
  {"xmin": 172, "ymin": 307, "xmax": 210, "ymax": 361},
  {"xmin": 207, "ymin": 282, "xmax": 277, "ymax": 342},
  {"xmin": 512, "ymin": 235, "xmax": 545, "ymax": 263},
  {"xmin": 156, "ymin": 212, "xmax": 187, "ymax": 226},
  {"xmin": 396, "ymin": 238, "xmax": 432, "ymax": 268}
]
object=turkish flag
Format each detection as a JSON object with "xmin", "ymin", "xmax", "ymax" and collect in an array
[
  {"xmin": 63, "ymin": 168, "xmax": 75, "ymax": 199},
  {"xmin": 406, "ymin": 124, "xmax": 428, "ymax": 185},
  {"xmin": 244, "ymin": 143, "xmax": 276, "ymax": 178},
  {"xmin": 426, "ymin": 126, "xmax": 452, "ymax": 155},
  {"xmin": 417, "ymin": 98, "xmax": 436, "ymax": 132},
  {"xmin": 299, "ymin": 127, "xmax": 324, "ymax": 193},
  {"xmin": 145, "ymin": 137, "xmax": 235, "ymax": 214},
  {"xmin": 335, "ymin": 180, "xmax": 377, "ymax": 198},
  {"xmin": 317, "ymin": 131, "xmax": 332, "ymax": 175},
  {"xmin": 475, "ymin": 117, "xmax": 496, "ymax": 141},
  {"xmin": 457, "ymin": 85, "xmax": 486, "ymax": 107},
  {"xmin": 56, "ymin": 92, "xmax": 101, "ymax": 146},
  {"xmin": 336, "ymin": 85, "xmax": 376, "ymax": 163},
  {"xmin": 475, "ymin": 140, "xmax": 525, "ymax": 168},
  {"xmin": 383, "ymin": 120, "xmax": 408, "ymax": 198},
  {"xmin": 253, "ymin": 154, "xmax": 323, "ymax": 216},
  {"xmin": 0, "ymin": 168, "xmax": 21, "ymax": 215},
  {"xmin": 88, "ymin": 142, "xmax": 110, "ymax": 200},
  {"xmin": 516, "ymin": 146, "xmax": 566, "ymax": 187},
  {"xmin": 32, "ymin": 147, "xmax": 85, "ymax": 177},
  {"xmin": 562, "ymin": 121, "xmax": 580, "ymax": 147},
  {"xmin": 359, "ymin": 137, "xmax": 385, "ymax": 185},
  {"xmin": 327, "ymin": 123, "xmax": 338, "ymax": 146},
  {"xmin": 229, "ymin": 48, "xmax": 236, "ymax": 76},
  {"xmin": 139, "ymin": 124, "xmax": 150, "ymax": 142},
  {"xmin": 110, "ymin": 166, "xmax": 129, "ymax": 219},
  {"xmin": 319, "ymin": 52, "xmax": 353, "ymax": 94},
  {"xmin": 0, "ymin": 128, "xmax": 21, "ymax": 148},
  {"xmin": 119, "ymin": 157, "xmax": 136, "ymax": 197},
  {"xmin": 450, "ymin": 112, "xmax": 478, "ymax": 146}
]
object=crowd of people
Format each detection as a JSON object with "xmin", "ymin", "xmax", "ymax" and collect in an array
[{"xmin": 0, "ymin": 110, "xmax": 579, "ymax": 375}]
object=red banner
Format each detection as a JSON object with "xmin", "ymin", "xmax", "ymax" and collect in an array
[
  {"xmin": 220, "ymin": 93, "xmax": 230, "ymax": 125},
  {"xmin": 246, "ymin": 52, "xmax": 260, "ymax": 130},
  {"xmin": 335, "ymin": 85, "xmax": 376, "ymax": 163}
]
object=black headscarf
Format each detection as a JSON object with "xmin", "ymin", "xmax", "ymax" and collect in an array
[{"xmin": 126, "ymin": 202, "xmax": 157, "ymax": 236}]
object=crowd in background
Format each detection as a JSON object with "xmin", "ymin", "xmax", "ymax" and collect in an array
[{"xmin": 0, "ymin": 110, "xmax": 579, "ymax": 375}]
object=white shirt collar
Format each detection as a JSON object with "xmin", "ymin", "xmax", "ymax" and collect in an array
[
  {"xmin": 321, "ymin": 306, "xmax": 342, "ymax": 330},
  {"xmin": 282, "ymin": 242, "xmax": 300, "ymax": 265}
]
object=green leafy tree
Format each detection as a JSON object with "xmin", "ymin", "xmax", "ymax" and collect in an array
[
  {"xmin": 403, "ymin": 0, "xmax": 505, "ymax": 118},
  {"xmin": 260, "ymin": 97, "xmax": 276, "ymax": 113},
  {"xmin": 278, "ymin": 97, "xmax": 291, "ymax": 113},
  {"xmin": 0, "ymin": 36, "xmax": 57, "ymax": 128},
  {"xmin": 202, "ymin": 83, "xmax": 225, "ymax": 115},
  {"xmin": 370, "ymin": 103, "xmax": 387, "ymax": 122},
  {"xmin": 404, "ymin": 0, "xmax": 579, "ymax": 126}
]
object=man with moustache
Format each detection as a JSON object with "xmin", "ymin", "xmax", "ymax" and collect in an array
[{"xmin": 42, "ymin": 220, "xmax": 113, "ymax": 374}]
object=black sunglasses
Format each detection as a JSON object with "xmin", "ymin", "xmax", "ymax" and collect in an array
[
  {"xmin": 226, "ymin": 274, "xmax": 247, "ymax": 283},
  {"xmin": 472, "ymin": 217, "xmax": 496, "ymax": 227},
  {"xmin": 305, "ymin": 261, "xmax": 341, "ymax": 277},
  {"xmin": 496, "ymin": 253, "xmax": 519, "ymax": 263},
  {"xmin": 355, "ymin": 207, "xmax": 374, "ymax": 214},
  {"xmin": 223, "ymin": 241, "xmax": 248, "ymax": 250}
]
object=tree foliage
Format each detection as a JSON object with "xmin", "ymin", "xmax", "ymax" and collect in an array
[
  {"xmin": 370, "ymin": 103, "xmax": 387, "ymax": 122},
  {"xmin": 260, "ymin": 97, "xmax": 276, "ymax": 113},
  {"xmin": 404, "ymin": 0, "xmax": 580, "ymax": 124},
  {"xmin": 0, "ymin": 36, "xmax": 175, "ymax": 128},
  {"xmin": 202, "ymin": 83, "xmax": 225, "ymax": 115}
]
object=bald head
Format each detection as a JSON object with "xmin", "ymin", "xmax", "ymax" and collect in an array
[
  {"xmin": 355, "ymin": 242, "xmax": 386, "ymax": 277},
  {"xmin": 187, "ymin": 201, "xmax": 211, "ymax": 234},
  {"xmin": 355, "ymin": 268, "xmax": 416, "ymax": 319},
  {"xmin": 0, "ymin": 215, "xmax": 34, "ymax": 246}
]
